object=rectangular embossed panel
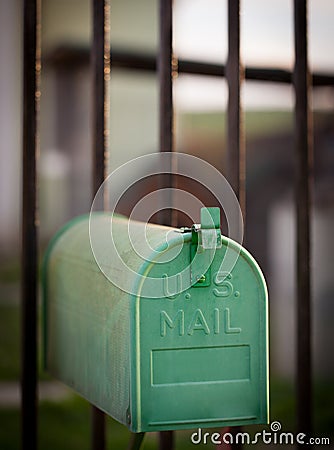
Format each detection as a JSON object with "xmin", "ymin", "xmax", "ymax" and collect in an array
[{"xmin": 151, "ymin": 345, "xmax": 250, "ymax": 385}]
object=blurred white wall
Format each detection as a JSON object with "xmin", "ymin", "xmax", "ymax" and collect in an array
[
  {"xmin": 269, "ymin": 198, "xmax": 334, "ymax": 377},
  {"xmin": 0, "ymin": 0, "xmax": 22, "ymax": 255}
]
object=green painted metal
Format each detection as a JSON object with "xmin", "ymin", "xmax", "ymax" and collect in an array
[{"xmin": 43, "ymin": 207, "xmax": 269, "ymax": 432}]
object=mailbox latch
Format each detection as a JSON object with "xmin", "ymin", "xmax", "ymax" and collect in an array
[{"xmin": 190, "ymin": 207, "xmax": 222, "ymax": 286}]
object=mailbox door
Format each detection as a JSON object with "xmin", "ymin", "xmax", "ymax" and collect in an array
[{"xmin": 132, "ymin": 240, "xmax": 268, "ymax": 432}]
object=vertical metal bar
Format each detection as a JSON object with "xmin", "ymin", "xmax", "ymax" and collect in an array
[
  {"xmin": 159, "ymin": 0, "xmax": 173, "ymax": 155},
  {"xmin": 91, "ymin": 1, "xmax": 110, "ymax": 449},
  {"xmin": 21, "ymin": 0, "xmax": 41, "ymax": 449},
  {"xmin": 92, "ymin": 0, "xmax": 110, "ymax": 204},
  {"xmin": 225, "ymin": 2, "xmax": 244, "ymax": 449},
  {"xmin": 226, "ymin": 0, "xmax": 245, "ymax": 219},
  {"xmin": 158, "ymin": 1, "xmax": 175, "ymax": 447},
  {"xmin": 158, "ymin": 0, "xmax": 175, "ymax": 228},
  {"xmin": 293, "ymin": 0, "xmax": 313, "ymax": 440},
  {"xmin": 159, "ymin": 430, "xmax": 174, "ymax": 450},
  {"xmin": 91, "ymin": 407, "xmax": 105, "ymax": 450},
  {"xmin": 126, "ymin": 432, "xmax": 145, "ymax": 450}
]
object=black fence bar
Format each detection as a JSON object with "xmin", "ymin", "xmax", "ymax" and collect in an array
[
  {"xmin": 225, "ymin": 2, "xmax": 244, "ymax": 448},
  {"xmin": 159, "ymin": 0, "xmax": 173, "ymax": 156},
  {"xmin": 158, "ymin": 1, "xmax": 175, "ymax": 448},
  {"xmin": 159, "ymin": 430, "xmax": 174, "ymax": 450},
  {"xmin": 158, "ymin": 0, "xmax": 175, "ymax": 229},
  {"xmin": 91, "ymin": 1, "xmax": 110, "ymax": 449},
  {"xmin": 91, "ymin": 407, "xmax": 105, "ymax": 450},
  {"xmin": 92, "ymin": 0, "xmax": 110, "ymax": 198},
  {"xmin": 226, "ymin": 0, "xmax": 245, "ymax": 216},
  {"xmin": 126, "ymin": 432, "xmax": 145, "ymax": 450},
  {"xmin": 21, "ymin": 0, "xmax": 40, "ymax": 449},
  {"xmin": 293, "ymin": 0, "xmax": 313, "ymax": 442}
]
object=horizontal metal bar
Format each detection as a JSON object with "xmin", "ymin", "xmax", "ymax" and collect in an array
[{"xmin": 45, "ymin": 47, "xmax": 334, "ymax": 87}]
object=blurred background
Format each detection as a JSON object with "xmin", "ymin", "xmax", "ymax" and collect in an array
[{"xmin": 0, "ymin": 0, "xmax": 333, "ymax": 448}]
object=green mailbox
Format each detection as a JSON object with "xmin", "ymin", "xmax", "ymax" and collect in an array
[{"xmin": 43, "ymin": 207, "xmax": 269, "ymax": 432}]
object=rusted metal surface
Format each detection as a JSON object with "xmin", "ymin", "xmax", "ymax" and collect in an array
[
  {"xmin": 91, "ymin": 1, "xmax": 110, "ymax": 449},
  {"xmin": 293, "ymin": 0, "xmax": 313, "ymax": 442},
  {"xmin": 21, "ymin": 0, "xmax": 41, "ymax": 449}
]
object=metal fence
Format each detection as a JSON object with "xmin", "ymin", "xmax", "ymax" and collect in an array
[{"xmin": 21, "ymin": 0, "xmax": 334, "ymax": 449}]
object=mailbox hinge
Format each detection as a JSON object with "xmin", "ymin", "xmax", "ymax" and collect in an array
[{"xmin": 190, "ymin": 207, "xmax": 222, "ymax": 287}]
